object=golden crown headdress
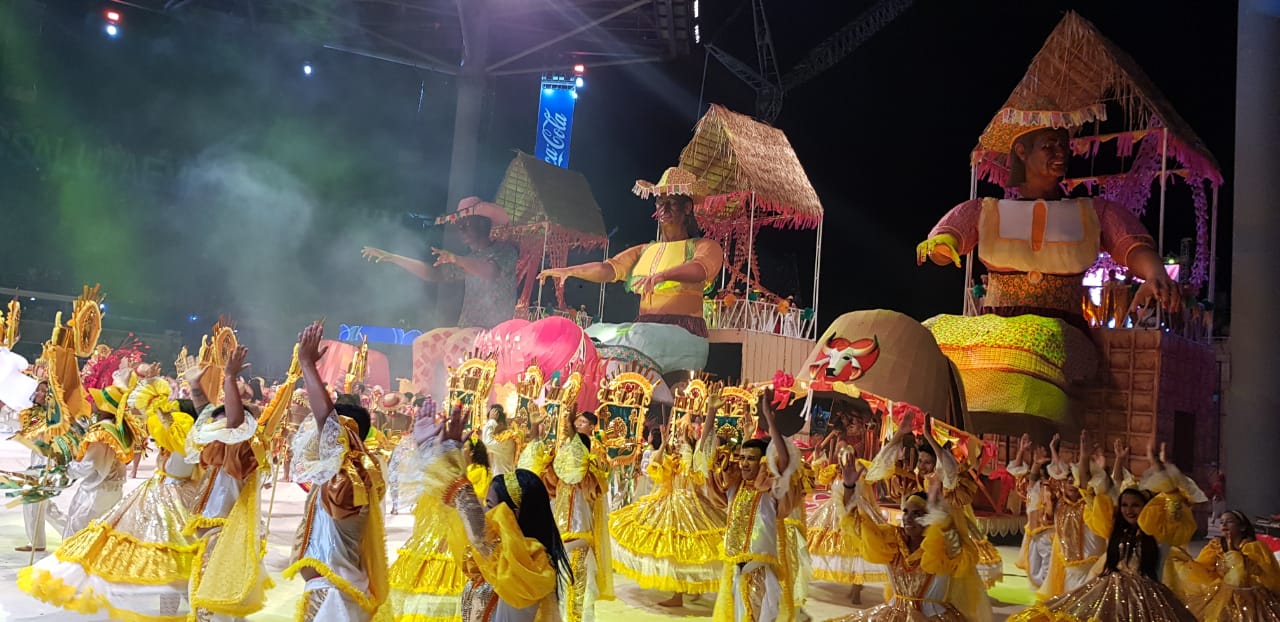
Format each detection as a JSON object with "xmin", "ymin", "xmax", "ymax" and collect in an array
[{"xmin": 445, "ymin": 350, "xmax": 498, "ymax": 429}]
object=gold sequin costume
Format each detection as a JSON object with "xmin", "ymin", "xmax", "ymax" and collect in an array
[
  {"xmin": 806, "ymin": 464, "xmax": 888, "ymax": 586},
  {"xmin": 1166, "ymin": 536, "xmax": 1280, "ymax": 621},
  {"xmin": 552, "ymin": 432, "xmax": 614, "ymax": 622},
  {"xmin": 425, "ymin": 440, "xmax": 559, "ymax": 622},
  {"xmin": 19, "ymin": 378, "xmax": 202, "ymax": 622},
  {"xmin": 608, "ymin": 443, "xmax": 726, "ymax": 593},
  {"xmin": 710, "ymin": 438, "xmax": 804, "ymax": 622},
  {"xmin": 1009, "ymin": 464, "xmax": 1204, "ymax": 622},
  {"xmin": 825, "ymin": 479, "xmax": 993, "ymax": 622},
  {"xmin": 379, "ymin": 437, "xmax": 492, "ymax": 622}
]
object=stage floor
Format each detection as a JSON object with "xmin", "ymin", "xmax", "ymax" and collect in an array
[{"xmin": 0, "ymin": 440, "xmax": 1034, "ymax": 621}]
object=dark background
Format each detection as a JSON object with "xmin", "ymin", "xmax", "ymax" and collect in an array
[{"xmin": 0, "ymin": 0, "xmax": 1237, "ymax": 374}]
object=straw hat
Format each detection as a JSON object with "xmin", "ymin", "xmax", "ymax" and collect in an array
[
  {"xmin": 632, "ymin": 167, "xmax": 709, "ymax": 203},
  {"xmin": 88, "ymin": 384, "xmax": 127, "ymax": 415},
  {"xmin": 977, "ymin": 99, "xmax": 1107, "ymax": 154}
]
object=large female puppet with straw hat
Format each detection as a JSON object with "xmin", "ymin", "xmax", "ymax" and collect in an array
[
  {"xmin": 915, "ymin": 99, "xmax": 1180, "ymax": 438},
  {"xmin": 539, "ymin": 167, "xmax": 724, "ymax": 373}
]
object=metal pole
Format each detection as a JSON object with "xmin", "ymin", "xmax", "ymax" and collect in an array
[
  {"xmin": 1208, "ymin": 184, "xmax": 1219, "ymax": 303},
  {"xmin": 811, "ymin": 220, "xmax": 823, "ymax": 335},
  {"xmin": 964, "ymin": 165, "xmax": 977, "ymax": 314},
  {"xmin": 264, "ymin": 459, "xmax": 281, "ymax": 537},
  {"xmin": 597, "ymin": 240, "xmax": 608, "ymax": 321},
  {"xmin": 746, "ymin": 192, "xmax": 756, "ymax": 298},
  {"xmin": 1158, "ymin": 126, "xmax": 1169, "ymax": 255},
  {"xmin": 28, "ymin": 501, "xmax": 44, "ymax": 567},
  {"xmin": 536, "ymin": 224, "xmax": 550, "ymax": 309}
]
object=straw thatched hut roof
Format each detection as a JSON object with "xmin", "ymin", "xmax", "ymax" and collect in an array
[
  {"xmin": 974, "ymin": 11, "xmax": 1219, "ymax": 180},
  {"xmin": 493, "ymin": 151, "xmax": 608, "ymax": 241},
  {"xmin": 492, "ymin": 151, "xmax": 608, "ymax": 307},
  {"xmin": 678, "ymin": 104, "xmax": 823, "ymax": 232}
]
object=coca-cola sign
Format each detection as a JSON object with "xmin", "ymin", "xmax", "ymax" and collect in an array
[{"xmin": 533, "ymin": 87, "xmax": 576, "ymax": 168}]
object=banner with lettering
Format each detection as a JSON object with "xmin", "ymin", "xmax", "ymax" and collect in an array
[{"xmin": 533, "ymin": 87, "xmax": 576, "ymax": 168}]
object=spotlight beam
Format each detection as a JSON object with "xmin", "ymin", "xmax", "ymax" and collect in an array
[
  {"xmin": 285, "ymin": 0, "xmax": 457, "ymax": 71},
  {"xmin": 490, "ymin": 55, "xmax": 660, "ymax": 76},
  {"xmin": 322, "ymin": 43, "xmax": 457, "ymax": 75}
]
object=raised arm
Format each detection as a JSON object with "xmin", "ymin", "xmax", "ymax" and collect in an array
[
  {"xmin": 363, "ymin": 247, "xmax": 442, "ymax": 282},
  {"xmin": 297, "ymin": 322, "xmax": 335, "ymax": 432},
  {"xmin": 537, "ymin": 261, "xmax": 618, "ymax": 285},
  {"xmin": 1111, "ymin": 439, "xmax": 1130, "ymax": 485},
  {"xmin": 182, "ymin": 357, "xmax": 211, "ymax": 411},
  {"xmin": 762, "ymin": 392, "xmax": 788, "ymax": 474},
  {"xmin": 222, "ymin": 346, "xmax": 251, "ymax": 429}
]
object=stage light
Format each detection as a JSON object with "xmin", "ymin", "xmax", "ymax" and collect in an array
[
  {"xmin": 105, "ymin": 10, "xmax": 121, "ymax": 22},
  {"xmin": 29, "ymin": 297, "xmax": 35, "ymax": 302},
  {"xmin": 99, "ymin": 303, "xmax": 107, "ymax": 311},
  {"xmin": 543, "ymin": 87, "xmax": 554, "ymax": 95},
  {"xmin": 575, "ymin": 76, "xmax": 584, "ymax": 88},
  {"xmin": 573, "ymin": 63, "xmax": 585, "ymax": 74},
  {"xmin": 570, "ymin": 90, "xmax": 578, "ymax": 99},
  {"xmin": 303, "ymin": 62, "xmax": 313, "ymax": 76},
  {"xmin": 188, "ymin": 314, "xmax": 199, "ymax": 322},
  {"xmin": 105, "ymin": 23, "xmax": 119, "ymax": 37}
]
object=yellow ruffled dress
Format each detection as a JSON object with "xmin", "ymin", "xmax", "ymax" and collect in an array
[
  {"xmin": 806, "ymin": 464, "xmax": 888, "ymax": 586},
  {"xmin": 1009, "ymin": 464, "xmax": 1203, "ymax": 622},
  {"xmin": 826, "ymin": 480, "xmax": 992, "ymax": 622},
  {"xmin": 425, "ymin": 441, "xmax": 560, "ymax": 622},
  {"xmin": 381, "ymin": 463, "xmax": 490, "ymax": 622},
  {"xmin": 1166, "ymin": 538, "xmax": 1280, "ymax": 621},
  {"xmin": 19, "ymin": 391, "xmax": 200, "ymax": 622},
  {"xmin": 608, "ymin": 445, "xmax": 726, "ymax": 594}
]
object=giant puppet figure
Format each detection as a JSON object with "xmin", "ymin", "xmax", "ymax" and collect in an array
[
  {"xmin": 363, "ymin": 197, "xmax": 519, "ymax": 396},
  {"xmin": 916, "ymin": 99, "xmax": 1180, "ymax": 436},
  {"xmin": 539, "ymin": 167, "xmax": 724, "ymax": 373}
]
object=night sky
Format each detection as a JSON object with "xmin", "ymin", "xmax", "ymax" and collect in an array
[{"xmin": 0, "ymin": 0, "xmax": 1238, "ymax": 371}]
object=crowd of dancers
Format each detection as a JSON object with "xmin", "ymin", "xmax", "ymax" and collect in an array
[{"xmin": 2, "ymin": 319, "xmax": 1279, "ymax": 622}]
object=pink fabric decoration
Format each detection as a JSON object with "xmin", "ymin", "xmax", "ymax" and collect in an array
[{"xmin": 314, "ymin": 339, "xmax": 390, "ymax": 393}]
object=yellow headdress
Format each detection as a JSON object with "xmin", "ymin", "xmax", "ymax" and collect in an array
[
  {"xmin": 900, "ymin": 492, "xmax": 928, "ymax": 512},
  {"xmin": 502, "ymin": 472, "xmax": 523, "ymax": 510}
]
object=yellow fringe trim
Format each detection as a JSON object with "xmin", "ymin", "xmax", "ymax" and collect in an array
[
  {"xmin": 386, "ymin": 550, "xmax": 467, "ymax": 595},
  {"xmin": 18, "ymin": 566, "xmax": 186, "ymax": 622},
  {"xmin": 55, "ymin": 520, "xmax": 198, "ymax": 585},
  {"xmin": 811, "ymin": 568, "xmax": 889, "ymax": 585},
  {"xmin": 181, "ymin": 515, "xmax": 225, "ymax": 537},
  {"xmin": 283, "ymin": 558, "xmax": 380, "ymax": 614},
  {"xmin": 561, "ymin": 531, "xmax": 594, "ymax": 545},
  {"xmin": 610, "ymin": 560, "xmax": 721, "ymax": 594}
]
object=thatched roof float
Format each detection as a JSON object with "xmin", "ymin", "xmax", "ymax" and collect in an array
[
  {"xmin": 492, "ymin": 151, "xmax": 608, "ymax": 307},
  {"xmin": 677, "ymin": 104, "xmax": 823, "ymax": 295},
  {"xmin": 972, "ymin": 11, "xmax": 1221, "ymax": 287}
]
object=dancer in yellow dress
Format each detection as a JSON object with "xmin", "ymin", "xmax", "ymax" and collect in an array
[
  {"xmin": 1165, "ymin": 509, "xmax": 1280, "ymax": 621},
  {"xmin": 827, "ymin": 447, "xmax": 993, "ymax": 622},
  {"xmin": 866, "ymin": 418, "xmax": 1004, "ymax": 587},
  {"xmin": 419, "ymin": 405, "xmax": 571, "ymax": 621},
  {"xmin": 1009, "ymin": 441, "xmax": 1200, "ymax": 622},
  {"xmin": 381, "ymin": 402, "xmax": 493, "ymax": 622},
  {"xmin": 609, "ymin": 417, "xmax": 725, "ymax": 607},
  {"xmin": 805, "ymin": 453, "xmax": 887, "ymax": 605},
  {"xmin": 551, "ymin": 412, "xmax": 614, "ymax": 622},
  {"xmin": 19, "ymin": 374, "xmax": 203, "ymax": 622}
]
